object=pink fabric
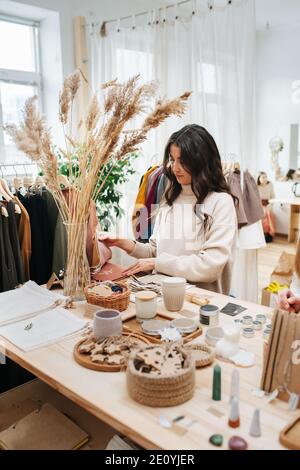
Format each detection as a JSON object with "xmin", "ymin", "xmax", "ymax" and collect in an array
[
  {"xmin": 92, "ymin": 262, "xmax": 125, "ymax": 282},
  {"xmin": 97, "ymin": 241, "xmax": 112, "ymax": 268}
]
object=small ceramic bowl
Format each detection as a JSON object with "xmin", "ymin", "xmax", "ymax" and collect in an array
[{"xmin": 205, "ymin": 326, "xmax": 224, "ymax": 347}]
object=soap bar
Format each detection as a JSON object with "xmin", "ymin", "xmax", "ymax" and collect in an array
[
  {"xmin": 209, "ymin": 434, "xmax": 223, "ymax": 447},
  {"xmin": 228, "ymin": 436, "xmax": 248, "ymax": 450}
]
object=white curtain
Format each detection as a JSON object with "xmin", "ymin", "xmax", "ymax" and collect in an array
[{"xmin": 89, "ymin": 0, "xmax": 259, "ymax": 299}]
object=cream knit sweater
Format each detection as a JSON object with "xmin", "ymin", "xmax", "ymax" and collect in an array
[{"xmin": 130, "ymin": 184, "xmax": 237, "ymax": 294}]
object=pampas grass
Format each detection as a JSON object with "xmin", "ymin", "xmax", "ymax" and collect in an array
[{"xmin": 5, "ymin": 71, "xmax": 190, "ymax": 297}]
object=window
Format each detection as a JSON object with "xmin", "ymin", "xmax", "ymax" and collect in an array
[{"xmin": 0, "ymin": 16, "xmax": 42, "ymax": 163}]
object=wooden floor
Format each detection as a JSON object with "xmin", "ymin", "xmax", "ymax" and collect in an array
[{"xmin": 257, "ymin": 236, "xmax": 297, "ymax": 302}]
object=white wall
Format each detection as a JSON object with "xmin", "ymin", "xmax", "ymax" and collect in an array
[{"xmin": 256, "ymin": 25, "xmax": 300, "ymax": 179}]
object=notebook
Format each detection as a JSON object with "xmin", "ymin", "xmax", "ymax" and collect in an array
[{"xmin": 0, "ymin": 403, "xmax": 89, "ymax": 450}]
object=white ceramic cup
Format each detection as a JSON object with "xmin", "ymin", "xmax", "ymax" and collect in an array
[
  {"xmin": 161, "ymin": 277, "xmax": 186, "ymax": 312},
  {"xmin": 93, "ymin": 309, "xmax": 122, "ymax": 340},
  {"xmin": 135, "ymin": 291, "xmax": 157, "ymax": 321}
]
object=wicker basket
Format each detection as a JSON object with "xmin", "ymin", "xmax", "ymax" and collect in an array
[
  {"xmin": 84, "ymin": 281, "xmax": 130, "ymax": 312},
  {"xmin": 126, "ymin": 345, "xmax": 195, "ymax": 407},
  {"xmin": 183, "ymin": 343, "xmax": 215, "ymax": 368}
]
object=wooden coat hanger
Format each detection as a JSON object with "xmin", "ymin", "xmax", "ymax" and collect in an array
[
  {"xmin": 0, "ymin": 180, "xmax": 12, "ymax": 202},
  {"xmin": 0, "ymin": 202, "xmax": 9, "ymax": 218},
  {"xmin": 0, "ymin": 179, "xmax": 22, "ymax": 214}
]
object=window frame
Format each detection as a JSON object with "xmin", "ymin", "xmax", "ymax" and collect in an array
[{"xmin": 0, "ymin": 14, "xmax": 43, "ymax": 163}]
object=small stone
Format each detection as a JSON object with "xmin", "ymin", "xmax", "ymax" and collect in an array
[
  {"xmin": 228, "ymin": 436, "xmax": 248, "ymax": 450},
  {"xmin": 209, "ymin": 434, "xmax": 223, "ymax": 447}
]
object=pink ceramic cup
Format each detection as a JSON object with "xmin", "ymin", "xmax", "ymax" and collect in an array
[{"xmin": 93, "ymin": 309, "xmax": 122, "ymax": 340}]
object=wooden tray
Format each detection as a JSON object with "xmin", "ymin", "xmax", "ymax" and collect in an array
[
  {"xmin": 73, "ymin": 332, "xmax": 150, "ymax": 372},
  {"xmin": 122, "ymin": 312, "xmax": 202, "ymax": 344},
  {"xmin": 279, "ymin": 414, "xmax": 300, "ymax": 450}
]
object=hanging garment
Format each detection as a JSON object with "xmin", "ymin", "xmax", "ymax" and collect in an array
[
  {"xmin": 0, "ymin": 212, "xmax": 12, "ymax": 293},
  {"xmin": 242, "ymin": 170, "xmax": 264, "ymax": 225},
  {"xmin": 42, "ymin": 189, "xmax": 59, "ymax": 252},
  {"xmin": 6, "ymin": 201, "xmax": 25, "ymax": 285},
  {"xmin": 14, "ymin": 196, "xmax": 31, "ymax": 281},
  {"xmin": 146, "ymin": 166, "xmax": 162, "ymax": 202},
  {"xmin": 132, "ymin": 165, "xmax": 159, "ymax": 239},
  {"xmin": 230, "ymin": 221, "xmax": 266, "ymax": 302},
  {"xmin": 226, "ymin": 172, "xmax": 248, "ymax": 228},
  {"xmin": 52, "ymin": 214, "xmax": 67, "ymax": 276},
  {"xmin": 155, "ymin": 173, "xmax": 168, "ymax": 205},
  {"xmin": 18, "ymin": 192, "xmax": 53, "ymax": 285},
  {"xmin": 0, "ymin": 209, "xmax": 18, "ymax": 290},
  {"xmin": 143, "ymin": 167, "xmax": 163, "ymax": 241}
]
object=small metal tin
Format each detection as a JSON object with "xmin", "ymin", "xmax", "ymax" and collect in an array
[
  {"xmin": 255, "ymin": 314, "xmax": 267, "ymax": 324},
  {"xmin": 234, "ymin": 319, "xmax": 243, "ymax": 326},
  {"xmin": 263, "ymin": 328, "xmax": 271, "ymax": 340},
  {"xmin": 242, "ymin": 315, "xmax": 253, "ymax": 326},
  {"xmin": 170, "ymin": 318, "xmax": 198, "ymax": 334},
  {"xmin": 253, "ymin": 320, "xmax": 263, "ymax": 331},
  {"xmin": 242, "ymin": 327, "xmax": 255, "ymax": 338},
  {"xmin": 199, "ymin": 304, "xmax": 219, "ymax": 327}
]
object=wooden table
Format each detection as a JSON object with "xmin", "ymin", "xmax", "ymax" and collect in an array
[
  {"xmin": 0, "ymin": 277, "xmax": 295, "ymax": 450},
  {"xmin": 270, "ymin": 197, "xmax": 300, "ymax": 242}
]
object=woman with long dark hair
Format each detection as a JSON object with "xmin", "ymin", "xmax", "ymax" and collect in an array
[{"xmin": 100, "ymin": 124, "xmax": 237, "ymax": 294}]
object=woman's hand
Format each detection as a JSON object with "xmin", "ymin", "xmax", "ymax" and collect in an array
[
  {"xmin": 278, "ymin": 288, "xmax": 300, "ymax": 313},
  {"xmin": 121, "ymin": 258, "xmax": 156, "ymax": 277},
  {"xmin": 99, "ymin": 234, "xmax": 135, "ymax": 254}
]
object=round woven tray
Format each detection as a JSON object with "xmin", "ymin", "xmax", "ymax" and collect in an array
[
  {"xmin": 126, "ymin": 345, "xmax": 195, "ymax": 407},
  {"xmin": 84, "ymin": 281, "xmax": 130, "ymax": 312},
  {"xmin": 74, "ymin": 332, "xmax": 151, "ymax": 372},
  {"xmin": 183, "ymin": 343, "xmax": 215, "ymax": 368}
]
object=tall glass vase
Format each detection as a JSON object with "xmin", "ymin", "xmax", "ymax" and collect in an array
[{"xmin": 63, "ymin": 221, "xmax": 90, "ymax": 300}]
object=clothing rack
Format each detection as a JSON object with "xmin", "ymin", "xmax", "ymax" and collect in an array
[
  {"xmin": 0, "ymin": 163, "xmax": 38, "ymax": 178},
  {"xmin": 86, "ymin": 0, "xmax": 237, "ymax": 31}
]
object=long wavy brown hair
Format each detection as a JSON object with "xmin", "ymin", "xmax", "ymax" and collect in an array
[{"xmin": 162, "ymin": 124, "xmax": 235, "ymax": 228}]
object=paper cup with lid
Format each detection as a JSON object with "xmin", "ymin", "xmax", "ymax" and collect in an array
[{"xmin": 161, "ymin": 277, "xmax": 186, "ymax": 311}]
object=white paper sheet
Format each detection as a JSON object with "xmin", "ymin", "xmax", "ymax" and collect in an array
[
  {"xmin": 0, "ymin": 281, "xmax": 65, "ymax": 326},
  {"xmin": 0, "ymin": 307, "xmax": 87, "ymax": 351}
]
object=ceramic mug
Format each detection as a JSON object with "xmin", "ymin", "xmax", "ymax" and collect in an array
[
  {"xmin": 93, "ymin": 309, "xmax": 122, "ymax": 340},
  {"xmin": 135, "ymin": 291, "xmax": 157, "ymax": 322},
  {"xmin": 161, "ymin": 277, "xmax": 186, "ymax": 312}
]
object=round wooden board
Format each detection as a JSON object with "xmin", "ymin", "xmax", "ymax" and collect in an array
[{"xmin": 73, "ymin": 332, "xmax": 151, "ymax": 372}]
